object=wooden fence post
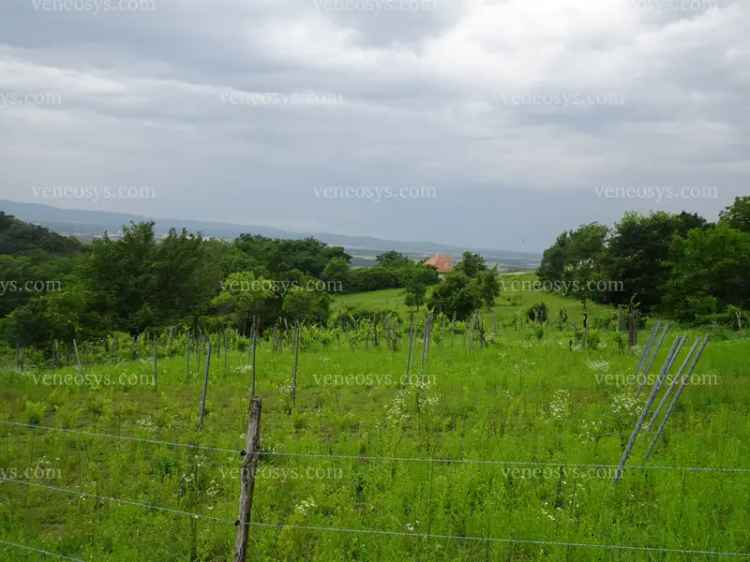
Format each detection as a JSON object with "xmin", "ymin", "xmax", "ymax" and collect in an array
[
  {"xmin": 234, "ymin": 397, "xmax": 262, "ymax": 562},
  {"xmin": 198, "ymin": 339, "xmax": 212, "ymax": 430},
  {"xmin": 628, "ymin": 310, "xmax": 639, "ymax": 347},
  {"xmin": 250, "ymin": 317, "xmax": 258, "ymax": 398}
]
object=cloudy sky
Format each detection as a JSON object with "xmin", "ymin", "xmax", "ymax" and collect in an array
[{"xmin": 0, "ymin": 0, "xmax": 747, "ymax": 251}]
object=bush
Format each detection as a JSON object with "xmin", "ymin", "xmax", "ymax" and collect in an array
[{"xmin": 527, "ymin": 302, "xmax": 548, "ymax": 323}]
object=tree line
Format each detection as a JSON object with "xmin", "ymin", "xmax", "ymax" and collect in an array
[
  {"xmin": 537, "ymin": 196, "xmax": 750, "ymax": 325},
  {"xmin": 0, "ymin": 215, "xmax": 439, "ymax": 350}
]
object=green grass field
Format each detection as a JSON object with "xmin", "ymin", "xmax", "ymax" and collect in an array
[{"xmin": 1, "ymin": 275, "xmax": 749, "ymax": 561}]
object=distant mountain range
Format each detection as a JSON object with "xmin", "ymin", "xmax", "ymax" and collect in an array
[{"xmin": 0, "ymin": 199, "xmax": 540, "ymax": 269}]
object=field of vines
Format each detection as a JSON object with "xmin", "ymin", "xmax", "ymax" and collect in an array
[{"xmin": 1, "ymin": 276, "xmax": 749, "ymax": 561}]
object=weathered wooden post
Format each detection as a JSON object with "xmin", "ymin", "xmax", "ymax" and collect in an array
[
  {"xmin": 250, "ymin": 316, "xmax": 258, "ymax": 398},
  {"xmin": 233, "ymin": 397, "xmax": 262, "ymax": 562},
  {"xmin": 198, "ymin": 340, "xmax": 212, "ymax": 430},
  {"xmin": 628, "ymin": 309, "xmax": 639, "ymax": 347}
]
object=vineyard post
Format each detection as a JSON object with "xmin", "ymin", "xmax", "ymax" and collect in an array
[
  {"xmin": 72, "ymin": 339, "xmax": 82, "ymax": 372},
  {"xmin": 233, "ymin": 397, "xmax": 262, "ymax": 562},
  {"xmin": 647, "ymin": 336, "xmax": 701, "ymax": 431},
  {"xmin": 405, "ymin": 312, "xmax": 416, "ymax": 379},
  {"xmin": 614, "ymin": 335, "xmax": 685, "ymax": 483},
  {"xmin": 186, "ymin": 337, "xmax": 191, "ymax": 381},
  {"xmin": 636, "ymin": 323, "xmax": 671, "ymax": 397},
  {"xmin": 152, "ymin": 339, "xmax": 158, "ymax": 391},
  {"xmin": 198, "ymin": 339, "xmax": 212, "ymax": 430},
  {"xmin": 583, "ymin": 309, "xmax": 589, "ymax": 349},
  {"xmin": 290, "ymin": 322, "xmax": 300, "ymax": 406},
  {"xmin": 111, "ymin": 335, "xmax": 118, "ymax": 363},
  {"xmin": 224, "ymin": 330, "xmax": 229, "ymax": 374},
  {"xmin": 628, "ymin": 311, "xmax": 637, "ymax": 347},
  {"xmin": 645, "ymin": 336, "xmax": 708, "ymax": 459},
  {"xmin": 421, "ymin": 313, "xmax": 433, "ymax": 373},
  {"xmin": 633, "ymin": 322, "xmax": 661, "ymax": 378}
]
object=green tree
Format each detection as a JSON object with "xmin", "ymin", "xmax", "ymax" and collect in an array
[
  {"xmin": 454, "ymin": 252, "xmax": 486, "ymax": 278},
  {"xmin": 600, "ymin": 212, "xmax": 703, "ymax": 310},
  {"xmin": 663, "ymin": 224, "xmax": 750, "ymax": 321},
  {"xmin": 376, "ymin": 251, "xmax": 411, "ymax": 269},
  {"xmin": 720, "ymin": 196, "xmax": 750, "ymax": 233},
  {"xmin": 321, "ymin": 257, "xmax": 350, "ymax": 291},
  {"xmin": 427, "ymin": 272, "xmax": 482, "ymax": 320},
  {"xmin": 477, "ymin": 267, "xmax": 501, "ymax": 308},
  {"xmin": 282, "ymin": 286, "xmax": 331, "ymax": 325},
  {"xmin": 211, "ymin": 271, "xmax": 278, "ymax": 333}
]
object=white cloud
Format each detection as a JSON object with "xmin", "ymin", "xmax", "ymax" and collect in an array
[{"xmin": 0, "ymin": 0, "xmax": 746, "ymax": 250}]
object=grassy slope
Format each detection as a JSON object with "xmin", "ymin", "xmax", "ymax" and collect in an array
[{"xmin": 1, "ymin": 274, "xmax": 749, "ymax": 561}]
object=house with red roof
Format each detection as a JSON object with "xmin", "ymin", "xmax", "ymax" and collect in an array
[{"xmin": 423, "ymin": 254, "xmax": 454, "ymax": 274}]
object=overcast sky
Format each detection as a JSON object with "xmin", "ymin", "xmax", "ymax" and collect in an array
[{"xmin": 0, "ymin": 0, "xmax": 747, "ymax": 251}]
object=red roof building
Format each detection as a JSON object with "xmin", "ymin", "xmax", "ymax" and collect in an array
[{"xmin": 423, "ymin": 254, "xmax": 454, "ymax": 274}]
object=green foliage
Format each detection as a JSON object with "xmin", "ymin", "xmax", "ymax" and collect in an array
[
  {"xmin": 1, "ymin": 293, "xmax": 749, "ymax": 561},
  {"xmin": 538, "ymin": 222, "xmax": 608, "ymax": 301},
  {"xmin": 719, "ymin": 195, "xmax": 750, "ymax": 233},
  {"xmin": 211, "ymin": 271, "xmax": 279, "ymax": 332},
  {"xmin": 281, "ymin": 286, "xmax": 331, "ymax": 325},
  {"xmin": 234, "ymin": 234, "xmax": 350, "ymax": 279},
  {"xmin": 84, "ymin": 223, "xmax": 222, "ymax": 334},
  {"xmin": 403, "ymin": 264, "xmax": 440, "ymax": 309},
  {"xmin": 527, "ymin": 302, "xmax": 548, "ymax": 323},
  {"xmin": 477, "ymin": 267, "xmax": 501, "ymax": 308},
  {"xmin": 454, "ymin": 251, "xmax": 486, "ymax": 278},
  {"xmin": 321, "ymin": 257, "xmax": 350, "ymax": 289},
  {"xmin": 538, "ymin": 206, "xmax": 746, "ymax": 321},
  {"xmin": 428, "ymin": 272, "xmax": 482, "ymax": 320},
  {"xmin": 375, "ymin": 250, "xmax": 411, "ymax": 269},
  {"xmin": 0, "ymin": 212, "xmax": 83, "ymax": 256},
  {"xmin": 663, "ymin": 224, "xmax": 750, "ymax": 322}
]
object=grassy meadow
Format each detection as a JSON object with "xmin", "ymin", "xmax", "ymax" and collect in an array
[{"xmin": 1, "ymin": 274, "xmax": 749, "ymax": 561}]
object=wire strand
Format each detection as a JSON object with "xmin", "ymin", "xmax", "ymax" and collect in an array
[
  {"xmin": 0, "ymin": 538, "xmax": 86, "ymax": 562},
  {"xmin": 4, "ymin": 479, "xmax": 749, "ymax": 559},
  {"xmin": 4, "ymin": 419, "xmax": 750, "ymax": 475}
]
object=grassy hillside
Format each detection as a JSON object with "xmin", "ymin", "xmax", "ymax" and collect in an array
[{"xmin": 1, "ymin": 278, "xmax": 749, "ymax": 561}]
